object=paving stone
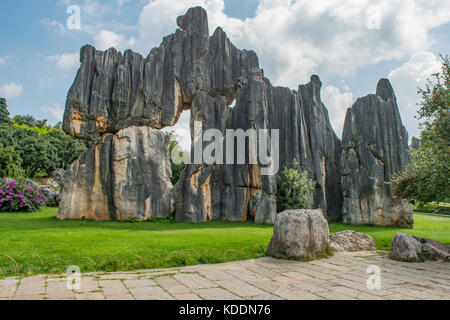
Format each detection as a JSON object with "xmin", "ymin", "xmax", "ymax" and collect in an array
[
  {"xmin": 99, "ymin": 280, "xmax": 129, "ymax": 295},
  {"xmin": 224, "ymin": 269, "xmax": 268, "ymax": 283},
  {"xmin": 13, "ymin": 295, "xmax": 44, "ymax": 300},
  {"xmin": 252, "ymin": 280, "xmax": 282, "ymax": 292},
  {"xmin": 15, "ymin": 279, "xmax": 45, "ymax": 296},
  {"xmin": 216, "ymin": 279, "xmax": 264, "ymax": 298},
  {"xmin": 173, "ymin": 293, "xmax": 202, "ymax": 300},
  {"xmin": 76, "ymin": 277, "xmax": 100, "ymax": 293},
  {"xmin": 173, "ymin": 273, "xmax": 216, "ymax": 290},
  {"xmin": 4, "ymin": 252, "xmax": 449, "ymax": 300},
  {"xmin": 130, "ymin": 286, "xmax": 173, "ymax": 300},
  {"xmin": 0, "ymin": 279, "xmax": 19, "ymax": 287},
  {"xmin": 105, "ymin": 294, "xmax": 135, "ymax": 300},
  {"xmin": 272, "ymin": 286, "xmax": 322, "ymax": 300},
  {"xmin": 291, "ymin": 280, "xmax": 331, "ymax": 293},
  {"xmin": 76, "ymin": 292, "xmax": 105, "ymax": 300},
  {"xmin": 195, "ymin": 288, "xmax": 242, "ymax": 300},
  {"xmin": 123, "ymin": 279, "xmax": 157, "ymax": 288},
  {"xmin": 198, "ymin": 270, "xmax": 237, "ymax": 281},
  {"xmin": 0, "ymin": 286, "xmax": 16, "ymax": 298},
  {"xmin": 251, "ymin": 294, "xmax": 283, "ymax": 300}
]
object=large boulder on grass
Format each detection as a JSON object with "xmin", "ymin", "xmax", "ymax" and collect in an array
[
  {"xmin": 267, "ymin": 209, "xmax": 330, "ymax": 260},
  {"xmin": 390, "ymin": 233, "xmax": 423, "ymax": 261},
  {"xmin": 390, "ymin": 233, "xmax": 450, "ymax": 261},
  {"xmin": 330, "ymin": 230, "xmax": 376, "ymax": 252}
]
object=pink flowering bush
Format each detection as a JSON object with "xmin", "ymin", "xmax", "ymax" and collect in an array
[{"xmin": 0, "ymin": 179, "xmax": 48, "ymax": 212}]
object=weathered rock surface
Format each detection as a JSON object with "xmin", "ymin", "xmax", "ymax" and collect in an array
[
  {"xmin": 63, "ymin": 6, "xmax": 343, "ymax": 223},
  {"xmin": 390, "ymin": 233, "xmax": 450, "ymax": 261},
  {"xmin": 57, "ymin": 126, "xmax": 172, "ymax": 221},
  {"xmin": 39, "ymin": 186, "xmax": 60, "ymax": 206},
  {"xmin": 63, "ymin": 7, "xmax": 258, "ymax": 140},
  {"xmin": 50, "ymin": 169, "xmax": 65, "ymax": 186},
  {"xmin": 267, "ymin": 209, "xmax": 330, "ymax": 259},
  {"xmin": 341, "ymin": 79, "xmax": 413, "ymax": 228},
  {"xmin": 390, "ymin": 233, "xmax": 423, "ymax": 261},
  {"xmin": 330, "ymin": 230, "xmax": 376, "ymax": 252}
]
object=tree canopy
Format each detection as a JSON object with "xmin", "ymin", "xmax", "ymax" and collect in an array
[{"xmin": 392, "ymin": 55, "xmax": 450, "ymax": 203}]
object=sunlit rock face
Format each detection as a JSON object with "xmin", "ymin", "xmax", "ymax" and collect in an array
[
  {"xmin": 341, "ymin": 79, "xmax": 413, "ymax": 228},
  {"xmin": 61, "ymin": 6, "xmax": 346, "ymax": 222},
  {"xmin": 57, "ymin": 127, "xmax": 172, "ymax": 221},
  {"xmin": 62, "ymin": 8, "xmax": 258, "ymax": 141}
]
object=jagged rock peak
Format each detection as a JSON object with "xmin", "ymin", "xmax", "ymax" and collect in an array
[
  {"xmin": 176, "ymin": 6, "xmax": 209, "ymax": 36},
  {"xmin": 341, "ymin": 79, "xmax": 413, "ymax": 228},
  {"xmin": 63, "ymin": 6, "xmax": 259, "ymax": 141},
  {"xmin": 376, "ymin": 78, "xmax": 396, "ymax": 101}
]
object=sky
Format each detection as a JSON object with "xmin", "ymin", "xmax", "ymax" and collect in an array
[{"xmin": 0, "ymin": 0, "xmax": 449, "ymax": 151}]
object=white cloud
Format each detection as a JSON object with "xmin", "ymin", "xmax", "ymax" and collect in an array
[
  {"xmin": 40, "ymin": 18, "xmax": 67, "ymax": 34},
  {"xmin": 0, "ymin": 83, "xmax": 23, "ymax": 99},
  {"xmin": 322, "ymin": 85, "xmax": 354, "ymax": 137},
  {"xmin": 132, "ymin": 0, "xmax": 450, "ymax": 89},
  {"xmin": 41, "ymin": 105, "xmax": 65, "ymax": 121},
  {"xmin": 39, "ymin": 77, "xmax": 55, "ymax": 90},
  {"xmin": 94, "ymin": 30, "xmax": 136, "ymax": 51},
  {"xmin": 118, "ymin": 0, "xmax": 131, "ymax": 8},
  {"xmin": 47, "ymin": 53, "xmax": 80, "ymax": 71},
  {"xmin": 389, "ymin": 51, "xmax": 442, "ymax": 139},
  {"xmin": 0, "ymin": 57, "xmax": 5, "ymax": 65}
]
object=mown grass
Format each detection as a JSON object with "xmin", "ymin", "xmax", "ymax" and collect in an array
[
  {"xmin": 414, "ymin": 202, "xmax": 450, "ymax": 215},
  {"xmin": 0, "ymin": 207, "xmax": 448, "ymax": 277}
]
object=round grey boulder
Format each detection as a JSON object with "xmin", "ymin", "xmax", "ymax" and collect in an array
[
  {"xmin": 267, "ymin": 209, "xmax": 330, "ymax": 260},
  {"xmin": 390, "ymin": 233, "xmax": 422, "ymax": 261}
]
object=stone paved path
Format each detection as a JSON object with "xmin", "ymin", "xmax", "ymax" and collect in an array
[{"xmin": 1, "ymin": 251, "xmax": 449, "ymax": 300}]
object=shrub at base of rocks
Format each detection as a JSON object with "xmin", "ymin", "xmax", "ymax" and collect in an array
[
  {"xmin": 390, "ymin": 232, "xmax": 450, "ymax": 262},
  {"xmin": 0, "ymin": 179, "xmax": 48, "ymax": 212},
  {"xmin": 267, "ymin": 209, "xmax": 333, "ymax": 261}
]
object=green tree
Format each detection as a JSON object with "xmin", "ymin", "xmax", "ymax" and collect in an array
[
  {"xmin": 13, "ymin": 115, "xmax": 38, "ymax": 127},
  {"xmin": 0, "ymin": 144, "xmax": 25, "ymax": 178},
  {"xmin": 277, "ymin": 159, "xmax": 315, "ymax": 212},
  {"xmin": 46, "ymin": 129, "xmax": 88, "ymax": 169},
  {"xmin": 0, "ymin": 98, "xmax": 12, "ymax": 126},
  {"xmin": 166, "ymin": 131, "xmax": 186, "ymax": 185},
  {"xmin": 392, "ymin": 55, "xmax": 450, "ymax": 203},
  {"xmin": 18, "ymin": 135, "xmax": 59, "ymax": 175}
]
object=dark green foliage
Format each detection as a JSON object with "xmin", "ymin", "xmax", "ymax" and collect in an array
[
  {"xmin": 0, "ymin": 145, "xmax": 25, "ymax": 178},
  {"xmin": 13, "ymin": 115, "xmax": 38, "ymax": 127},
  {"xmin": 392, "ymin": 55, "xmax": 450, "ymax": 203},
  {"xmin": 0, "ymin": 98, "xmax": 11, "ymax": 126},
  {"xmin": 277, "ymin": 159, "xmax": 315, "ymax": 212},
  {"xmin": 0, "ymin": 113, "xmax": 88, "ymax": 177},
  {"xmin": 166, "ymin": 131, "xmax": 187, "ymax": 185}
]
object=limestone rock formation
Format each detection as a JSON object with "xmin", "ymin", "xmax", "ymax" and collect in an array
[
  {"xmin": 330, "ymin": 230, "xmax": 376, "ymax": 252},
  {"xmin": 61, "ymin": 6, "xmax": 344, "ymax": 223},
  {"xmin": 341, "ymin": 79, "xmax": 413, "ymax": 228},
  {"xmin": 267, "ymin": 209, "xmax": 330, "ymax": 260},
  {"xmin": 57, "ymin": 126, "xmax": 172, "ymax": 221},
  {"xmin": 390, "ymin": 233, "xmax": 450, "ymax": 262},
  {"xmin": 62, "ymin": 7, "xmax": 258, "ymax": 140}
]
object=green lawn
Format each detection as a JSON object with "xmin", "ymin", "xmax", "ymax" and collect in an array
[
  {"xmin": 414, "ymin": 202, "xmax": 450, "ymax": 215},
  {"xmin": 0, "ymin": 207, "xmax": 449, "ymax": 277}
]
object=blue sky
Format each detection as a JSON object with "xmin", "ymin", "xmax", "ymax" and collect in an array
[{"xmin": 0, "ymin": 0, "xmax": 449, "ymax": 150}]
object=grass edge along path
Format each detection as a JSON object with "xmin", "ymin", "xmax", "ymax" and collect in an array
[{"xmin": 0, "ymin": 208, "xmax": 448, "ymax": 277}]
